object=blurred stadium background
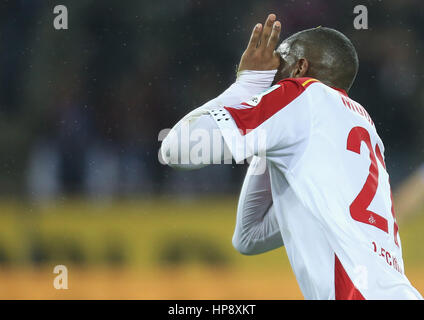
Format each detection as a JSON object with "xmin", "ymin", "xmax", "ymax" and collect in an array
[{"xmin": 0, "ymin": 0, "xmax": 423, "ymax": 299}]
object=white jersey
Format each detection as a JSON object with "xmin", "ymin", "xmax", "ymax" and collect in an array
[{"xmin": 208, "ymin": 77, "xmax": 422, "ymax": 300}]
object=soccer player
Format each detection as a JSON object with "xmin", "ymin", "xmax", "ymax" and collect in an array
[{"xmin": 160, "ymin": 14, "xmax": 423, "ymax": 300}]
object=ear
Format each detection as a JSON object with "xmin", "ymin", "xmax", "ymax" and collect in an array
[{"xmin": 291, "ymin": 58, "xmax": 309, "ymax": 78}]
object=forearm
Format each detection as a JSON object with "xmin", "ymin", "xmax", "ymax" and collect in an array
[
  {"xmin": 232, "ymin": 156, "xmax": 284, "ymax": 255},
  {"xmin": 160, "ymin": 70, "xmax": 277, "ymax": 169}
]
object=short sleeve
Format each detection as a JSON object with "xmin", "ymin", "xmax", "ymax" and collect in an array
[{"xmin": 208, "ymin": 78, "xmax": 317, "ymax": 168}]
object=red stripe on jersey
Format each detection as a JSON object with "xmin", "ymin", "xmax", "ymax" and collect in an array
[
  {"xmin": 334, "ymin": 254, "xmax": 365, "ymax": 300},
  {"xmin": 224, "ymin": 78, "xmax": 315, "ymax": 135}
]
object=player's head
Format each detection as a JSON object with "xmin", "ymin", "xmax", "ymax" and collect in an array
[{"xmin": 275, "ymin": 27, "xmax": 359, "ymax": 91}]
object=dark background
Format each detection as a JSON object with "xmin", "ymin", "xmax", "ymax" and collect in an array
[{"xmin": 0, "ymin": 0, "xmax": 423, "ymax": 200}]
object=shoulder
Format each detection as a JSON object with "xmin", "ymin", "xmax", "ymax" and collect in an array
[
  {"xmin": 223, "ymin": 78, "xmax": 319, "ymax": 134},
  {"xmin": 226, "ymin": 77, "xmax": 322, "ymax": 116},
  {"xmin": 247, "ymin": 77, "xmax": 322, "ymax": 108},
  {"xmin": 262, "ymin": 77, "xmax": 323, "ymax": 105}
]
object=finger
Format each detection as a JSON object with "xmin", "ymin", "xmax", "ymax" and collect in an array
[
  {"xmin": 267, "ymin": 20, "xmax": 281, "ymax": 50},
  {"xmin": 259, "ymin": 13, "xmax": 276, "ymax": 49},
  {"xmin": 246, "ymin": 23, "xmax": 262, "ymax": 51}
]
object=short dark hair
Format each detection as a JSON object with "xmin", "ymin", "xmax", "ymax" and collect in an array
[{"xmin": 283, "ymin": 27, "xmax": 359, "ymax": 91}]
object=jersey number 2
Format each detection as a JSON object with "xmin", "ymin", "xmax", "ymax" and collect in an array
[{"xmin": 347, "ymin": 126, "xmax": 399, "ymax": 246}]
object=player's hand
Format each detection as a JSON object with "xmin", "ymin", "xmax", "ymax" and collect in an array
[{"xmin": 238, "ymin": 14, "xmax": 282, "ymax": 73}]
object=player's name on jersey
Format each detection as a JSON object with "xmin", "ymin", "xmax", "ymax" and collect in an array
[{"xmin": 340, "ymin": 94, "xmax": 374, "ymax": 126}]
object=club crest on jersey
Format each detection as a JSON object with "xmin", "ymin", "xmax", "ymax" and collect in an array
[{"xmin": 246, "ymin": 84, "xmax": 280, "ymax": 107}]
